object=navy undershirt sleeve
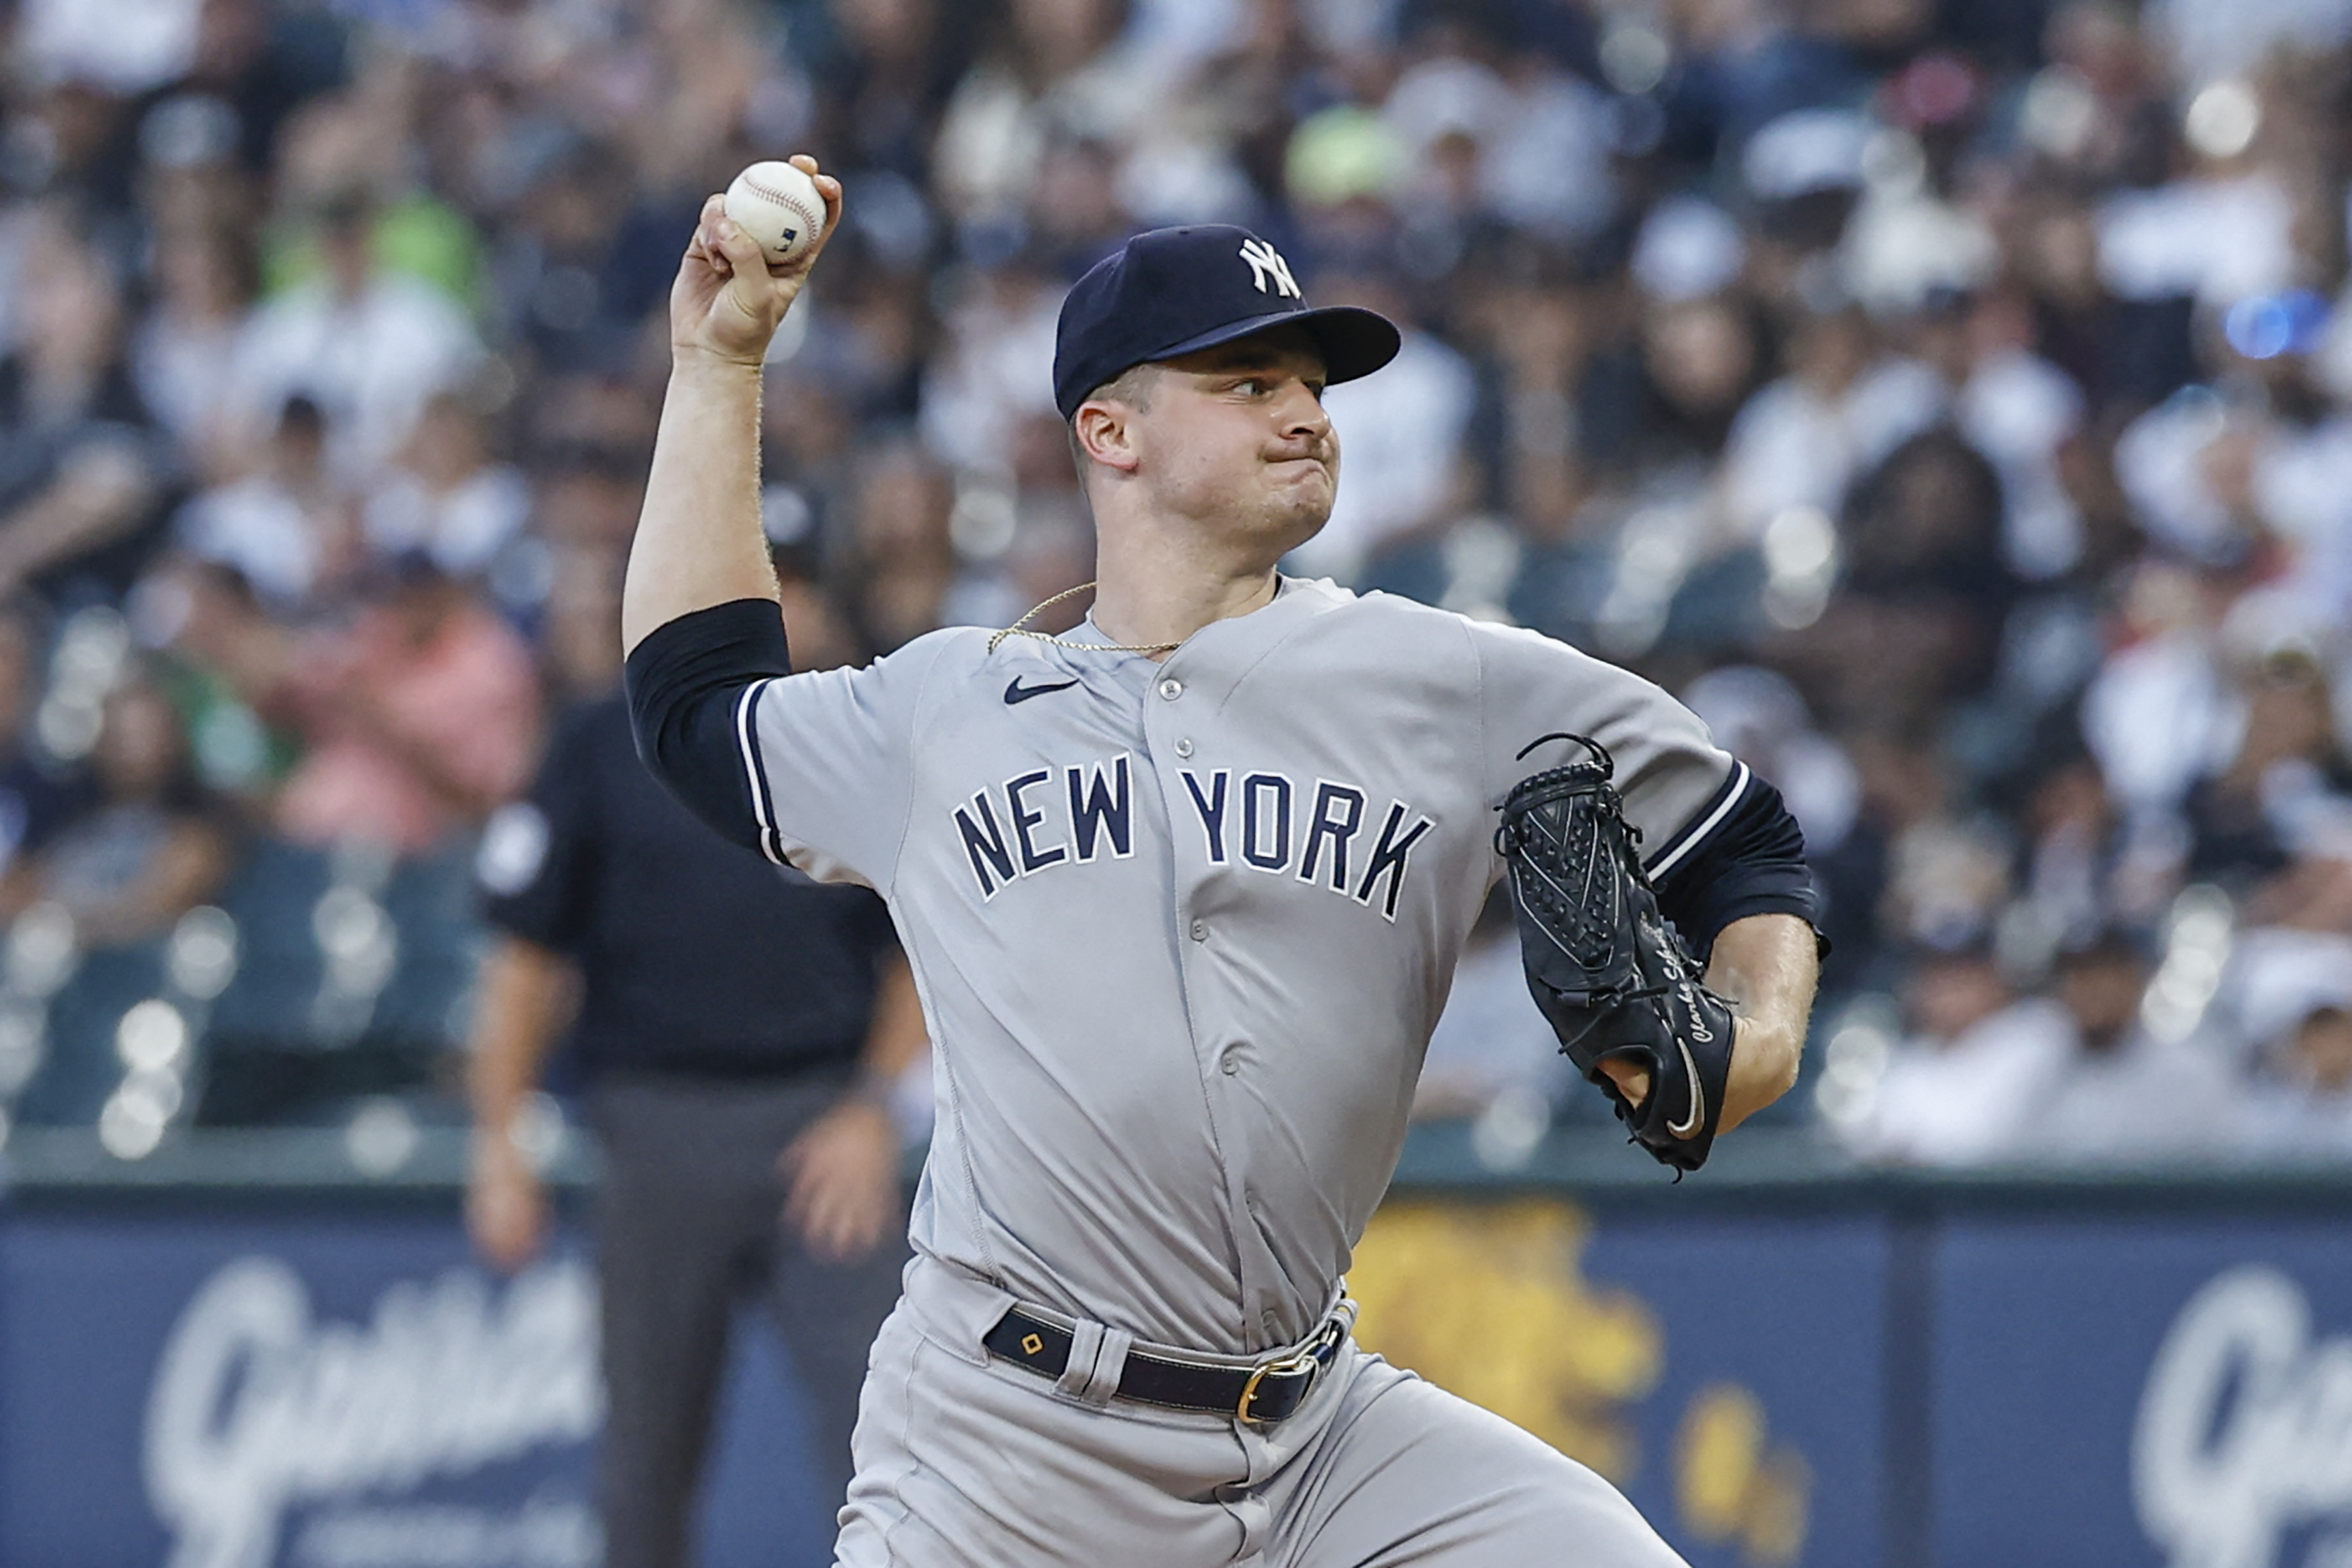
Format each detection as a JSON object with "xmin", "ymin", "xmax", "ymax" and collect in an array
[
  {"xmin": 1650, "ymin": 773, "xmax": 1822, "ymax": 961},
  {"xmin": 622, "ymin": 598, "xmax": 793, "ymax": 855}
]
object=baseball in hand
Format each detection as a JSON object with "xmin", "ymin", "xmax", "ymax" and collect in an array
[{"xmin": 723, "ymin": 160, "xmax": 828, "ymax": 266}]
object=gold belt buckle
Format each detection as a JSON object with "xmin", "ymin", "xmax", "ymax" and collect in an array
[{"xmin": 1236, "ymin": 1346, "xmax": 1321, "ymax": 1425}]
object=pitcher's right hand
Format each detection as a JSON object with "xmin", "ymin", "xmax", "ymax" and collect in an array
[{"xmin": 669, "ymin": 154, "xmax": 842, "ymax": 371}]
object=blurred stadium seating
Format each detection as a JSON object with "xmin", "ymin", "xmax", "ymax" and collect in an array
[{"xmin": 0, "ymin": 0, "xmax": 2348, "ymax": 1176}]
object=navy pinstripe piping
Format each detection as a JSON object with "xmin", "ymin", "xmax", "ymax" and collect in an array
[
  {"xmin": 1643, "ymin": 761, "xmax": 1751, "ymax": 879},
  {"xmin": 734, "ymin": 678, "xmax": 787, "ymax": 866}
]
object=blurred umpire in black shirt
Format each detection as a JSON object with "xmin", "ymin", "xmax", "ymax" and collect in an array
[{"xmin": 465, "ymin": 560, "xmax": 918, "ymax": 1568}]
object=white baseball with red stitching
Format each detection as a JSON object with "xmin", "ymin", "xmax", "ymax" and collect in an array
[{"xmin": 723, "ymin": 160, "xmax": 826, "ymax": 265}]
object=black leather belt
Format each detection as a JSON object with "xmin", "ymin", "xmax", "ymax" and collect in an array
[{"xmin": 983, "ymin": 1308, "xmax": 1344, "ymax": 1424}]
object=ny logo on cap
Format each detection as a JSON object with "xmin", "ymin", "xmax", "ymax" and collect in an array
[{"xmin": 1239, "ymin": 238, "xmax": 1301, "ymax": 300}]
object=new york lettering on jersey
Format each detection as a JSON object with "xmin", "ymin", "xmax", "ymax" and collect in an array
[
  {"xmin": 952, "ymin": 753, "xmax": 1139, "ymax": 895},
  {"xmin": 952, "ymin": 752, "xmax": 1435, "ymax": 918},
  {"xmin": 1176, "ymin": 768, "xmax": 1433, "ymax": 918}
]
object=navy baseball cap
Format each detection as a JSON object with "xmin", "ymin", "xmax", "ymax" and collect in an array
[{"xmin": 1053, "ymin": 226, "xmax": 1401, "ymax": 420}]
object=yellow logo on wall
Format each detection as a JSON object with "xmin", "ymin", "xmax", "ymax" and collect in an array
[
  {"xmin": 1346, "ymin": 1198, "xmax": 1662, "ymax": 1481},
  {"xmin": 1677, "ymin": 1383, "xmax": 1811, "ymax": 1566},
  {"xmin": 1347, "ymin": 1196, "xmax": 1811, "ymax": 1565}
]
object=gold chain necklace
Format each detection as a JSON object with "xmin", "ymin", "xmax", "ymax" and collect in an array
[{"xmin": 987, "ymin": 581, "xmax": 1182, "ymax": 656}]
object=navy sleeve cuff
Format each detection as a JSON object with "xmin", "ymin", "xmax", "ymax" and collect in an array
[
  {"xmin": 622, "ymin": 599, "xmax": 793, "ymax": 857},
  {"xmin": 1650, "ymin": 769, "xmax": 1823, "ymax": 961}
]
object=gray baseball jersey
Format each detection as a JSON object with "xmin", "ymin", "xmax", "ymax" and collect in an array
[{"xmin": 735, "ymin": 576, "xmax": 1737, "ymax": 1355}]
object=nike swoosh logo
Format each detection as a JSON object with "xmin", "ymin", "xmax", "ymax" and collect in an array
[
  {"xmin": 1668, "ymin": 1034, "xmax": 1706, "ymax": 1139},
  {"xmin": 1004, "ymin": 678, "xmax": 1079, "ymax": 705}
]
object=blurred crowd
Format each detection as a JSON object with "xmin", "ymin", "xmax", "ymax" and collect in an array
[{"xmin": 3, "ymin": 0, "xmax": 2352, "ymax": 1166}]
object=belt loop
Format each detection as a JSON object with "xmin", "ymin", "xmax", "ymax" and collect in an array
[
  {"xmin": 1081, "ymin": 1325, "xmax": 1134, "ymax": 1407},
  {"xmin": 1055, "ymin": 1319, "xmax": 1105, "ymax": 1400}
]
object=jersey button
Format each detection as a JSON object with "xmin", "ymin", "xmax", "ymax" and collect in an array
[
  {"xmin": 1219, "ymin": 1044, "xmax": 1243, "ymax": 1074},
  {"xmin": 1173, "ymin": 737, "xmax": 1194, "ymax": 758},
  {"xmin": 1189, "ymin": 919, "xmax": 1208, "ymax": 942},
  {"xmin": 1158, "ymin": 678, "xmax": 1183, "ymax": 701}
]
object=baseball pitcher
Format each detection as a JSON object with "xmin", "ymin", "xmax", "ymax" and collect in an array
[{"xmin": 622, "ymin": 155, "xmax": 1822, "ymax": 1566}]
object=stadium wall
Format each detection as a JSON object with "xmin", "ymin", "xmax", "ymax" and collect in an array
[{"xmin": 0, "ymin": 1128, "xmax": 2342, "ymax": 1568}]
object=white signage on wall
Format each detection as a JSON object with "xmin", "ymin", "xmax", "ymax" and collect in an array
[
  {"xmin": 144, "ymin": 1256, "xmax": 603, "ymax": 1568},
  {"xmin": 2135, "ymin": 1265, "xmax": 2352, "ymax": 1568}
]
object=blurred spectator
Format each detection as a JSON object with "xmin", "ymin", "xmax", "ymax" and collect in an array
[
  {"xmin": 271, "ymin": 556, "xmax": 537, "ymax": 856},
  {"xmin": 2080, "ymin": 558, "xmax": 2235, "ymax": 822},
  {"xmin": 1843, "ymin": 59, "xmax": 2000, "ymax": 319},
  {"xmin": 132, "ymin": 219, "xmax": 260, "ymax": 466},
  {"xmin": 2112, "ymin": 335, "xmax": 2351, "ymax": 572},
  {"xmin": 843, "ymin": 439, "xmax": 956, "ymax": 654},
  {"xmin": 1787, "ymin": 429, "xmax": 2019, "ymax": 733},
  {"xmin": 2242, "ymin": 1000, "xmax": 2352, "ymax": 1150},
  {"xmin": 2231, "ymin": 932, "xmax": 2352, "ymax": 1150},
  {"xmin": 1838, "ymin": 945, "xmax": 2071, "ymax": 1165},
  {"xmin": 362, "ymin": 389, "xmax": 530, "ymax": 581},
  {"xmin": 1719, "ymin": 302, "xmax": 1943, "ymax": 545},
  {"xmin": 2010, "ymin": 933, "xmax": 2244, "ymax": 1162},
  {"xmin": 483, "ymin": 139, "xmax": 659, "ymax": 376},
  {"xmin": 1025, "ymin": 134, "xmax": 1135, "ymax": 274},
  {"xmin": 0, "ymin": 219, "xmax": 170, "ymax": 603},
  {"xmin": 134, "ymin": 558, "xmax": 302, "ymax": 803},
  {"xmin": 2008, "ymin": 747, "xmax": 2137, "ymax": 962},
  {"xmin": 1462, "ymin": 256, "xmax": 1603, "ymax": 543},
  {"xmin": 224, "ymin": 189, "xmax": 481, "ymax": 480},
  {"xmin": 0, "ymin": 675, "xmax": 231, "ymax": 946},
  {"xmin": 762, "ymin": 370, "xmax": 862, "ymax": 552},
  {"xmin": 1381, "ymin": 14, "xmax": 1617, "ymax": 245},
  {"xmin": 16, "ymin": 0, "xmax": 200, "ymax": 97},
  {"xmin": 929, "ymin": 0, "xmax": 1145, "ymax": 232},
  {"xmin": 814, "ymin": 0, "xmax": 970, "ymax": 183},
  {"xmin": 539, "ymin": 543, "xmax": 628, "ymax": 704},
  {"xmin": 2023, "ymin": 2, "xmax": 2173, "ymax": 192},
  {"xmin": 2184, "ymin": 648, "xmax": 2352, "ymax": 893},
  {"xmin": 172, "ymin": 394, "xmax": 355, "ymax": 610},
  {"xmin": 1852, "ymin": 727, "xmax": 2012, "ymax": 954},
  {"xmin": 918, "ymin": 258, "xmax": 1061, "ymax": 477},
  {"xmin": 1918, "ymin": 291, "xmax": 2090, "ymax": 582},
  {"xmin": 153, "ymin": 0, "xmax": 348, "ymax": 176},
  {"xmin": 0, "ymin": 607, "xmax": 88, "ymax": 873},
  {"xmin": 532, "ymin": 440, "xmax": 645, "ymax": 557},
  {"xmin": 1637, "ymin": 292, "xmax": 1764, "ymax": 472},
  {"xmin": 2147, "ymin": 0, "xmax": 2352, "ymax": 89}
]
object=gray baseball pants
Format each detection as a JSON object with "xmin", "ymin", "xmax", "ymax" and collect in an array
[
  {"xmin": 834, "ymin": 1254, "xmax": 1686, "ymax": 1567},
  {"xmin": 590, "ymin": 1073, "xmax": 910, "ymax": 1568}
]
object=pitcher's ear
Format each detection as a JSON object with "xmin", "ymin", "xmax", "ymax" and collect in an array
[{"xmin": 1072, "ymin": 400, "xmax": 1141, "ymax": 475}]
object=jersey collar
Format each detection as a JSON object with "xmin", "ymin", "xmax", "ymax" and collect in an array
[
  {"xmin": 1076, "ymin": 575, "xmax": 1351, "ymax": 706},
  {"xmin": 1073, "ymin": 573, "xmax": 1338, "ymax": 656}
]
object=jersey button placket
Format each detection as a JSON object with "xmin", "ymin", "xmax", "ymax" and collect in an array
[
  {"xmin": 1162, "ymin": 678, "xmax": 1208, "ymax": 943},
  {"xmin": 1146, "ymin": 657, "xmax": 1261, "ymax": 1317}
]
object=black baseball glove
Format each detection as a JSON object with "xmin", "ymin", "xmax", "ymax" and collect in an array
[{"xmin": 1494, "ymin": 734, "xmax": 1737, "ymax": 1172}]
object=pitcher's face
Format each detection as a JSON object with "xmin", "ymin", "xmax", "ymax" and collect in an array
[{"xmin": 1131, "ymin": 327, "xmax": 1338, "ymax": 557}]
